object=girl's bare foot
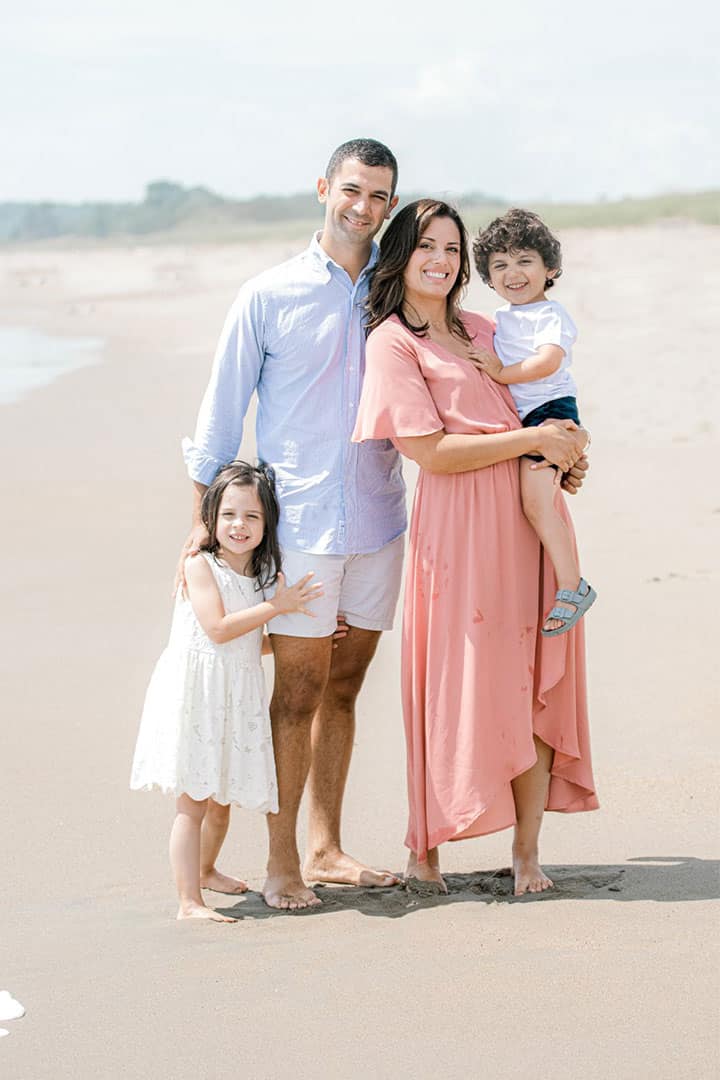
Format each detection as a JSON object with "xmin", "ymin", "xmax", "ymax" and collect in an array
[
  {"xmin": 177, "ymin": 901, "xmax": 237, "ymax": 922},
  {"xmin": 200, "ymin": 868, "xmax": 248, "ymax": 894},
  {"xmin": 512, "ymin": 848, "xmax": 554, "ymax": 896},
  {"xmin": 405, "ymin": 848, "xmax": 448, "ymax": 894}
]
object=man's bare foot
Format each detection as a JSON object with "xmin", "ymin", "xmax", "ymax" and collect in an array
[
  {"xmin": 200, "ymin": 868, "xmax": 248, "ymax": 895},
  {"xmin": 304, "ymin": 849, "xmax": 399, "ymax": 888},
  {"xmin": 262, "ymin": 873, "xmax": 321, "ymax": 911},
  {"xmin": 177, "ymin": 901, "xmax": 237, "ymax": 923},
  {"xmin": 405, "ymin": 849, "xmax": 448, "ymax": 894},
  {"xmin": 512, "ymin": 850, "xmax": 554, "ymax": 896}
]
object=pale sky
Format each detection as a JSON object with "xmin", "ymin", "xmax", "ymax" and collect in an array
[{"xmin": 2, "ymin": 0, "xmax": 718, "ymax": 203}]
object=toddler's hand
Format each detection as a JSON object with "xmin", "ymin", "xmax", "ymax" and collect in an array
[
  {"xmin": 468, "ymin": 347, "xmax": 504, "ymax": 381},
  {"xmin": 270, "ymin": 571, "xmax": 324, "ymax": 617}
]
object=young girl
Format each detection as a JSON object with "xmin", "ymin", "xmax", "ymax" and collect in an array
[
  {"xmin": 130, "ymin": 461, "xmax": 322, "ymax": 922},
  {"xmin": 472, "ymin": 208, "xmax": 596, "ymax": 636}
]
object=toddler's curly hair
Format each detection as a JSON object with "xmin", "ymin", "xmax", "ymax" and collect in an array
[{"xmin": 473, "ymin": 208, "xmax": 562, "ymax": 289}]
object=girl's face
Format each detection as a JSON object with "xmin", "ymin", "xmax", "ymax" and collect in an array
[
  {"xmin": 403, "ymin": 216, "xmax": 462, "ymax": 306},
  {"xmin": 215, "ymin": 483, "xmax": 265, "ymax": 569},
  {"xmin": 487, "ymin": 248, "xmax": 557, "ymax": 306}
]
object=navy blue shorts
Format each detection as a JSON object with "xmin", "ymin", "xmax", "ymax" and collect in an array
[{"xmin": 522, "ymin": 396, "xmax": 581, "ymax": 462}]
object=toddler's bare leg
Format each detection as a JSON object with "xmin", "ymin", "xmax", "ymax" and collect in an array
[
  {"xmin": 170, "ymin": 794, "xmax": 236, "ymax": 921},
  {"xmin": 200, "ymin": 799, "xmax": 248, "ymax": 894},
  {"xmin": 520, "ymin": 459, "xmax": 581, "ymax": 631}
]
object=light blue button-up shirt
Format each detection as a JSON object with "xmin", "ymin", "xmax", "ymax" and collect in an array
[{"xmin": 183, "ymin": 234, "xmax": 407, "ymax": 555}]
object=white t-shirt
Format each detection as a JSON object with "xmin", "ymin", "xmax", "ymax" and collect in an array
[{"xmin": 494, "ymin": 299, "xmax": 577, "ymax": 420}]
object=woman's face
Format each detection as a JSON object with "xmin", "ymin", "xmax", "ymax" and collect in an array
[{"xmin": 402, "ymin": 216, "xmax": 462, "ymax": 305}]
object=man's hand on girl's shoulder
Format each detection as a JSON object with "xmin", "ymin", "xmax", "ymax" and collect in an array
[{"xmin": 173, "ymin": 524, "xmax": 210, "ymax": 596}]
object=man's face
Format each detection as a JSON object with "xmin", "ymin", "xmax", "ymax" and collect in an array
[{"xmin": 317, "ymin": 158, "xmax": 398, "ymax": 247}]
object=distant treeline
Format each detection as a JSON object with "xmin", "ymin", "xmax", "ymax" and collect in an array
[{"xmin": 1, "ymin": 181, "xmax": 717, "ymax": 244}]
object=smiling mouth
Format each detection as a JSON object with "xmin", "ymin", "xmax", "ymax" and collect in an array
[
  {"xmin": 344, "ymin": 216, "xmax": 370, "ymax": 228},
  {"xmin": 506, "ymin": 282, "xmax": 528, "ymax": 290},
  {"xmin": 424, "ymin": 270, "xmax": 449, "ymax": 280}
]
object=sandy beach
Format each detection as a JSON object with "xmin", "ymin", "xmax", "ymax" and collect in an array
[{"xmin": 1, "ymin": 225, "xmax": 718, "ymax": 1078}]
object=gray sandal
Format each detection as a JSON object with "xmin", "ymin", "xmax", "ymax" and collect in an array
[{"xmin": 541, "ymin": 578, "xmax": 597, "ymax": 637}]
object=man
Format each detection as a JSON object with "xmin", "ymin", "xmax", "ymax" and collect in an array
[{"xmin": 181, "ymin": 139, "xmax": 404, "ymax": 909}]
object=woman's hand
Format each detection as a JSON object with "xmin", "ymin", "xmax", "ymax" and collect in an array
[
  {"xmin": 468, "ymin": 347, "xmax": 505, "ymax": 382},
  {"xmin": 533, "ymin": 421, "xmax": 586, "ymax": 473},
  {"xmin": 560, "ymin": 454, "xmax": 589, "ymax": 495},
  {"xmin": 269, "ymin": 571, "xmax": 324, "ymax": 616}
]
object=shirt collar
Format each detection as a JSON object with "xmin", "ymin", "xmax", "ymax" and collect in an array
[{"xmin": 305, "ymin": 231, "xmax": 379, "ymax": 282}]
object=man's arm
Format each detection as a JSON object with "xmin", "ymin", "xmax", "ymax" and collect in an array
[{"xmin": 174, "ymin": 285, "xmax": 266, "ymax": 591}]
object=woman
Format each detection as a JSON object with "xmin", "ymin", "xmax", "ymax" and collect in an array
[{"xmin": 353, "ymin": 201, "xmax": 598, "ymax": 894}]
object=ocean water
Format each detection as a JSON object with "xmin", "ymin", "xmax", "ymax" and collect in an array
[{"xmin": 0, "ymin": 327, "xmax": 103, "ymax": 404}]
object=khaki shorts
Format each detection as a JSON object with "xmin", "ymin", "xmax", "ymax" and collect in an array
[{"xmin": 268, "ymin": 534, "xmax": 405, "ymax": 638}]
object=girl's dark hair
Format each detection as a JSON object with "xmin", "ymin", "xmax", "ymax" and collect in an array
[
  {"xmin": 473, "ymin": 208, "xmax": 562, "ymax": 289},
  {"xmin": 366, "ymin": 199, "xmax": 472, "ymax": 342},
  {"xmin": 200, "ymin": 460, "xmax": 281, "ymax": 589}
]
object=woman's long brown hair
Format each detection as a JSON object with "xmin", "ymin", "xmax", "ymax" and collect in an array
[{"xmin": 366, "ymin": 199, "xmax": 471, "ymax": 343}]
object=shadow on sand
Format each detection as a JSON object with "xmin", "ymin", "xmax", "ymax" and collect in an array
[{"xmin": 216, "ymin": 856, "xmax": 720, "ymax": 921}]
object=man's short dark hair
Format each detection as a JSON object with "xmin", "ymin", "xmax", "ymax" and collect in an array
[
  {"xmin": 473, "ymin": 208, "xmax": 563, "ymax": 289},
  {"xmin": 325, "ymin": 139, "xmax": 398, "ymax": 198}
]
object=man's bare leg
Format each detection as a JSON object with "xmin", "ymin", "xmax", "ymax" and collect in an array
[
  {"xmin": 263, "ymin": 634, "xmax": 333, "ymax": 910},
  {"xmin": 200, "ymin": 799, "xmax": 248, "ymax": 895},
  {"xmin": 303, "ymin": 627, "xmax": 399, "ymax": 888},
  {"xmin": 511, "ymin": 734, "xmax": 555, "ymax": 895}
]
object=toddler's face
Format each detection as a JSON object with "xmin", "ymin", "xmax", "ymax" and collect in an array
[
  {"xmin": 215, "ymin": 483, "xmax": 265, "ymax": 566},
  {"xmin": 487, "ymin": 248, "xmax": 557, "ymax": 306}
]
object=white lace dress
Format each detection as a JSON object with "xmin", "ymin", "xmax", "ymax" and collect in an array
[{"xmin": 130, "ymin": 552, "xmax": 278, "ymax": 811}]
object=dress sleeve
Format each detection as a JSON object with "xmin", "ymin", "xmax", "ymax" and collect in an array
[{"xmin": 353, "ymin": 321, "xmax": 443, "ymax": 441}]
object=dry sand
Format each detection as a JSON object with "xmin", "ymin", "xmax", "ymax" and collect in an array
[{"xmin": 1, "ymin": 226, "xmax": 718, "ymax": 1079}]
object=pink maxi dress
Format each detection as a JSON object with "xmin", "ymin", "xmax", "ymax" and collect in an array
[{"xmin": 353, "ymin": 312, "xmax": 598, "ymax": 859}]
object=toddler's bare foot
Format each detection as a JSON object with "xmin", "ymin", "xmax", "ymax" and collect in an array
[
  {"xmin": 200, "ymin": 868, "xmax": 248, "ymax": 894},
  {"xmin": 512, "ymin": 850, "xmax": 554, "ymax": 896},
  {"xmin": 405, "ymin": 848, "xmax": 448, "ymax": 894},
  {"xmin": 177, "ymin": 901, "xmax": 237, "ymax": 923}
]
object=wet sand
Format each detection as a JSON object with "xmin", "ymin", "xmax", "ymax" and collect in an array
[{"xmin": 1, "ymin": 226, "xmax": 718, "ymax": 1078}]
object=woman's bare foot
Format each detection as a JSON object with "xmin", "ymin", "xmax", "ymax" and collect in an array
[
  {"xmin": 177, "ymin": 901, "xmax": 237, "ymax": 922},
  {"xmin": 405, "ymin": 848, "xmax": 448, "ymax": 894},
  {"xmin": 512, "ymin": 848, "xmax": 554, "ymax": 896},
  {"xmin": 262, "ymin": 873, "xmax": 321, "ymax": 911},
  {"xmin": 304, "ymin": 849, "xmax": 399, "ymax": 888},
  {"xmin": 200, "ymin": 868, "xmax": 248, "ymax": 894}
]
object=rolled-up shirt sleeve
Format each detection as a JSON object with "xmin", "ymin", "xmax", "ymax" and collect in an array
[{"xmin": 182, "ymin": 284, "xmax": 265, "ymax": 485}]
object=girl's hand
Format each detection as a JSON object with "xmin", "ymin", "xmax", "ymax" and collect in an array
[
  {"xmin": 468, "ymin": 347, "xmax": 505, "ymax": 382},
  {"xmin": 270, "ymin": 571, "xmax": 324, "ymax": 616},
  {"xmin": 533, "ymin": 421, "xmax": 586, "ymax": 474}
]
